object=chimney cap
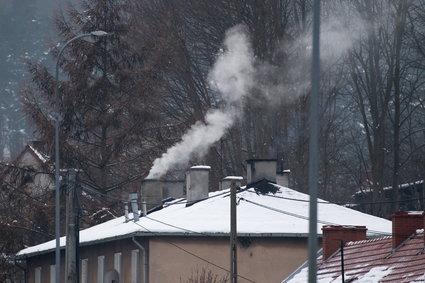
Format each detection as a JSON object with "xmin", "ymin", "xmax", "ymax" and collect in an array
[
  {"xmin": 190, "ymin": 165, "xmax": 211, "ymax": 171},
  {"xmin": 322, "ymin": 225, "xmax": 367, "ymax": 232},
  {"xmin": 223, "ymin": 176, "xmax": 244, "ymax": 181},
  {"xmin": 392, "ymin": 211, "xmax": 424, "ymax": 217},
  {"xmin": 391, "ymin": 211, "xmax": 425, "ymax": 218}
]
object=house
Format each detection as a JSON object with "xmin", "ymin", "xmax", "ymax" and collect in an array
[
  {"xmin": 352, "ymin": 180, "xmax": 425, "ymax": 218},
  {"xmin": 16, "ymin": 159, "xmax": 392, "ymax": 283},
  {"xmin": 284, "ymin": 211, "xmax": 425, "ymax": 282},
  {"xmin": 1, "ymin": 142, "xmax": 54, "ymax": 195}
]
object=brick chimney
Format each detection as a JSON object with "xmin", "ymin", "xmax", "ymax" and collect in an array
[
  {"xmin": 246, "ymin": 159, "xmax": 277, "ymax": 184},
  {"xmin": 392, "ymin": 211, "xmax": 424, "ymax": 249},
  {"xmin": 186, "ymin": 165, "xmax": 210, "ymax": 205},
  {"xmin": 322, "ymin": 225, "xmax": 367, "ymax": 260}
]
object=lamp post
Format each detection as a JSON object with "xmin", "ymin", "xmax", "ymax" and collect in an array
[{"xmin": 54, "ymin": 30, "xmax": 109, "ymax": 283}]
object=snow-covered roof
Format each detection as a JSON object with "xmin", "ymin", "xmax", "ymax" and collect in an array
[
  {"xmin": 27, "ymin": 145, "xmax": 49, "ymax": 163},
  {"xmin": 17, "ymin": 183, "xmax": 392, "ymax": 258},
  {"xmin": 354, "ymin": 180, "xmax": 424, "ymax": 196}
]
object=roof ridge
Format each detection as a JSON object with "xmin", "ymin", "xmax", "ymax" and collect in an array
[{"xmin": 346, "ymin": 236, "xmax": 391, "ymax": 246}]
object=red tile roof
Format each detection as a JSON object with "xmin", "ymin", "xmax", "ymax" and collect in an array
[{"xmin": 315, "ymin": 231, "xmax": 425, "ymax": 282}]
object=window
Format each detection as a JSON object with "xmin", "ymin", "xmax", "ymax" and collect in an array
[
  {"xmin": 50, "ymin": 265, "xmax": 55, "ymax": 283},
  {"xmin": 81, "ymin": 259, "xmax": 88, "ymax": 283},
  {"xmin": 35, "ymin": 267, "xmax": 41, "ymax": 283},
  {"xmin": 131, "ymin": 249, "xmax": 139, "ymax": 283},
  {"xmin": 97, "ymin": 256, "xmax": 105, "ymax": 283},
  {"xmin": 114, "ymin": 252, "xmax": 122, "ymax": 276}
]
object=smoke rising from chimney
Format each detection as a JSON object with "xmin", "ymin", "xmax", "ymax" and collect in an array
[
  {"xmin": 147, "ymin": 25, "xmax": 254, "ymax": 179},
  {"xmin": 253, "ymin": 4, "xmax": 367, "ymax": 105},
  {"xmin": 147, "ymin": 8, "xmax": 369, "ymax": 179}
]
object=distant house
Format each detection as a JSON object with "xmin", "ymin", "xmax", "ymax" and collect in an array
[
  {"xmin": 284, "ymin": 211, "xmax": 425, "ymax": 282},
  {"xmin": 352, "ymin": 180, "xmax": 425, "ymax": 218},
  {"xmin": 2, "ymin": 142, "xmax": 54, "ymax": 195},
  {"xmin": 16, "ymin": 159, "xmax": 392, "ymax": 283}
]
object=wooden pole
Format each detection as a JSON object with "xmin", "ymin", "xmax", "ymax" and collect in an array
[
  {"xmin": 65, "ymin": 170, "xmax": 77, "ymax": 283},
  {"xmin": 230, "ymin": 180, "xmax": 237, "ymax": 283}
]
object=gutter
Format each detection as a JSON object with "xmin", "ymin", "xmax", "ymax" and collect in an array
[
  {"xmin": 14, "ymin": 258, "xmax": 27, "ymax": 283},
  {"xmin": 132, "ymin": 237, "xmax": 148, "ymax": 283},
  {"xmin": 17, "ymin": 232, "xmax": 317, "ymax": 258}
]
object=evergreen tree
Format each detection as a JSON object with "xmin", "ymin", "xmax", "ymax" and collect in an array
[{"xmin": 22, "ymin": 0, "xmax": 164, "ymax": 193}]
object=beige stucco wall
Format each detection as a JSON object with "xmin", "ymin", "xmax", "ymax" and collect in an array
[
  {"xmin": 25, "ymin": 238, "xmax": 147, "ymax": 283},
  {"xmin": 149, "ymin": 236, "xmax": 310, "ymax": 283},
  {"xmin": 24, "ymin": 235, "xmax": 320, "ymax": 283},
  {"xmin": 26, "ymin": 250, "xmax": 62, "ymax": 283}
]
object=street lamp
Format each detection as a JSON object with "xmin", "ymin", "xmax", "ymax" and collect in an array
[{"xmin": 54, "ymin": 30, "xmax": 109, "ymax": 283}]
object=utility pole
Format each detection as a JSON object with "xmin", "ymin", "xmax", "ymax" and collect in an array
[
  {"xmin": 308, "ymin": 0, "xmax": 321, "ymax": 282},
  {"xmin": 65, "ymin": 170, "xmax": 78, "ymax": 283},
  {"xmin": 340, "ymin": 241, "xmax": 345, "ymax": 282},
  {"xmin": 230, "ymin": 179, "xmax": 237, "ymax": 283}
]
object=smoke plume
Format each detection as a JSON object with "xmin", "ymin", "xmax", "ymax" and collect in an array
[
  {"xmin": 147, "ymin": 6, "xmax": 370, "ymax": 179},
  {"xmin": 147, "ymin": 25, "xmax": 254, "ymax": 179}
]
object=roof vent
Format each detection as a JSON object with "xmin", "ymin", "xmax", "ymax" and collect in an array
[
  {"xmin": 321, "ymin": 225, "xmax": 367, "ymax": 260},
  {"xmin": 129, "ymin": 193, "xmax": 139, "ymax": 222},
  {"xmin": 392, "ymin": 211, "xmax": 423, "ymax": 249}
]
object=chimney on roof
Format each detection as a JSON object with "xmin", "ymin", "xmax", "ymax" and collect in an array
[
  {"xmin": 246, "ymin": 159, "xmax": 277, "ymax": 184},
  {"xmin": 220, "ymin": 176, "xmax": 243, "ymax": 191},
  {"xmin": 392, "ymin": 211, "xmax": 424, "ymax": 249},
  {"xmin": 186, "ymin": 165, "xmax": 210, "ymax": 205},
  {"xmin": 162, "ymin": 180, "xmax": 185, "ymax": 199},
  {"xmin": 276, "ymin": 169, "xmax": 290, "ymax": 187},
  {"xmin": 322, "ymin": 225, "xmax": 367, "ymax": 260},
  {"xmin": 140, "ymin": 179, "xmax": 163, "ymax": 211}
]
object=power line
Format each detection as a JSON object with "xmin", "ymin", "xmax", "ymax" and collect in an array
[
  {"xmin": 146, "ymin": 196, "xmax": 393, "ymax": 238},
  {"xmin": 144, "ymin": 216, "xmax": 208, "ymax": 236},
  {"xmin": 245, "ymin": 188, "xmax": 425, "ymax": 206},
  {"xmin": 1, "ymin": 162, "xmax": 422, "ymax": 208},
  {"xmin": 132, "ymin": 221, "xmax": 256, "ymax": 283},
  {"xmin": 238, "ymin": 197, "xmax": 391, "ymax": 237},
  {"xmin": 0, "ymin": 162, "xmax": 53, "ymax": 175}
]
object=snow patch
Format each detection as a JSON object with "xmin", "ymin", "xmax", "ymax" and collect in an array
[{"xmin": 356, "ymin": 266, "xmax": 393, "ymax": 282}]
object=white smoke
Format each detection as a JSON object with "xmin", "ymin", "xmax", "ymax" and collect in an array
[
  {"xmin": 252, "ymin": 4, "xmax": 368, "ymax": 105},
  {"xmin": 319, "ymin": 3, "xmax": 367, "ymax": 66},
  {"xmin": 147, "ymin": 25, "xmax": 254, "ymax": 179},
  {"xmin": 208, "ymin": 25, "xmax": 255, "ymax": 103},
  {"xmin": 147, "ymin": 7, "xmax": 369, "ymax": 179}
]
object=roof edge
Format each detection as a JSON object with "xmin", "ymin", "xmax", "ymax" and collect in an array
[
  {"xmin": 17, "ymin": 231, "xmax": 313, "ymax": 258},
  {"xmin": 281, "ymin": 249, "xmax": 323, "ymax": 283}
]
